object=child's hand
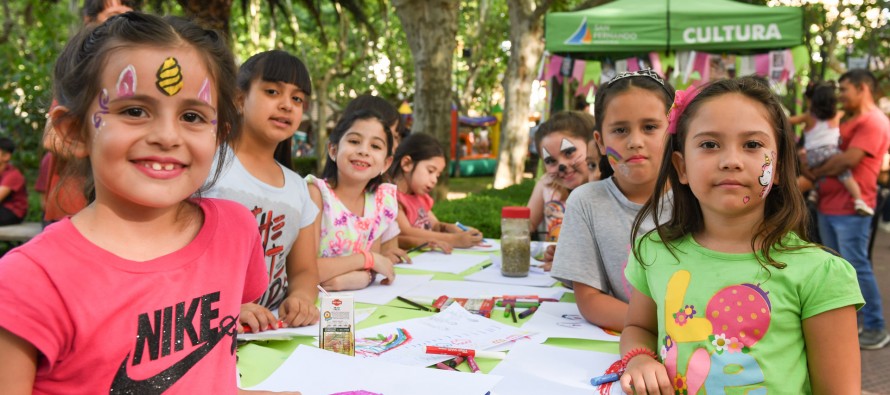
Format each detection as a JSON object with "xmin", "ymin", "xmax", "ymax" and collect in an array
[
  {"xmin": 239, "ymin": 303, "xmax": 278, "ymax": 334},
  {"xmin": 321, "ymin": 271, "xmax": 374, "ymax": 291},
  {"xmin": 430, "ymin": 240, "xmax": 453, "ymax": 254},
  {"xmin": 542, "ymin": 244, "xmax": 556, "ymax": 271},
  {"xmin": 278, "ymin": 295, "xmax": 319, "ymax": 327},
  {"xmin": 619, "ymin": 354, "xmax": 673, "ymax": 394},
  {"xmin": 371, "ymin": 252, "xmax": 396, "ymax": 285},
  {"xmin": 453, "ymin": 231, "xmax": 484, "ymax": 248},
  {"xmin": 383, "ymin": 246, "xmax": 411, "ymax": 264}
]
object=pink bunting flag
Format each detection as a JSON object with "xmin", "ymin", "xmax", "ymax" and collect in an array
[
  {"xmin": 627, "ymin": 57, "xmax": 640, "ymax": 72},
  {"xmin": 691, "ymin": 52, "xmax": 710, "ymax": 87},
  {"xmin": 649, "ymin": 52, "xmax": 663, "ymax": 76},
  {"xmin": 543, "ymin": 55, "xmax": 564, "ymax": 84},
  {"xmin": 572, "ymin": 59, "xmax": 586, "ymax": 85},
  {"xmin": 754, "ymin": 53, "xmax": 770, "ymax": 77}
]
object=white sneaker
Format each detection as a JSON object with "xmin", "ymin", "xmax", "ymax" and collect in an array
[
  {"xmin": 854, "ymin": 199, "xmax": 874, "ymax": 216},
  {"xmin": 879, "ymin": 219, "xmax": 890, "ymax": 233}
]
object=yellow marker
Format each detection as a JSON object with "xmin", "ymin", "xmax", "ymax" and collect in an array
[{"xmin": 156, "ymin": 57, "xmax": 183, "ymax": 96}]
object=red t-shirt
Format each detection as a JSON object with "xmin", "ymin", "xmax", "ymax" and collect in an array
[
  {"xmin": 41, "ymin": 154, "xmax": 89, "ymax": 222},
  {"xmin": 0, "ymin": 163, "xmax": 29, "ymax": 218},
  {"xmin": 397, "ymin": 191, "xmax": 434, "ymax": 230},
  {"xmin": 818, "ymin": 108, "xmax": 890, "ymax": 215}
]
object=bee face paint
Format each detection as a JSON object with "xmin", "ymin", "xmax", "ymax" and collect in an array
[{"xmin": 156, "ymin": 57, "xmax": 184, "ymax": 96}]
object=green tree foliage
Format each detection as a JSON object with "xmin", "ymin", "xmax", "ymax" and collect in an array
[{"xmin": 0, "ymin": 1, "xmax": 76, "ymax": 171}]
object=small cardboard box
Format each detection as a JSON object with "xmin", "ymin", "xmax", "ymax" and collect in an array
[{"xmin": 319, "ymin": 294, "xmax": 354, "ymax": 356}]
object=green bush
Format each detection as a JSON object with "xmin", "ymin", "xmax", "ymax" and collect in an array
[
  {"xmin": 433, "ymin": 179, "xmax": 534, "ymax": 237},
  {"xmin": 292, "ymin": 157, "xmax": 318, "ymax": 177}
]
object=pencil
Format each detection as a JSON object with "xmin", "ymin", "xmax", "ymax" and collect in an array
[
  {"xmin": 406, "ymin": 242, "xmax": 430, "ymax": 254},
  {"xmin": 396, "ymin": 296, "xmax": 432, "ymax": 312}
]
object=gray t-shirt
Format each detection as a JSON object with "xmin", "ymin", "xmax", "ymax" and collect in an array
[
  {"xmin": 550, "ymin": 178, "xmax": 670, "ymax": 303},
  {"xmin": 205, "ymin": 148, "xmax": 319, "ymax": 309}
]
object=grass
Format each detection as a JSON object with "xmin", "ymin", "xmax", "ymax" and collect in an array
[{"xmin": 433, "ymin": 175, "xmax": 534, "ymax": 237}]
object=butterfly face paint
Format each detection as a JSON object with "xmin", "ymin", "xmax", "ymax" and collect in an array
[
  {"xmin": 116, "ymin": 65, "xmax": 136, "ymax": 98},
  {"xmin": 758, "ymin": 151, "xmax": 775, "ymax": 199},
  {"xmin": 156, "ymin": 57, "xmax": 184, "ymax": 96}
]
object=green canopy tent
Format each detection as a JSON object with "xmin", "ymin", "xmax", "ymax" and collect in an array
[{"xmin": 546, "ymin": 0, "xmax": 803, "ymax": 54}]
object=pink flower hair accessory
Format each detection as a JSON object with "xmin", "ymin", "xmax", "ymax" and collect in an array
[{"xmin": 667, "ymin": 87, "xmax": 700, "ymax": 135}]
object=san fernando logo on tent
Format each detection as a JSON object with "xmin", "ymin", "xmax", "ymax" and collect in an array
[{"xmin": 564, "ymin": 17, "xmax": 593, "ymax": 45}]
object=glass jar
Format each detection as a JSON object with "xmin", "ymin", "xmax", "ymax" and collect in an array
[{"xmin": 501, "ymin": 206, "xmax": 530, "ymax": 277}]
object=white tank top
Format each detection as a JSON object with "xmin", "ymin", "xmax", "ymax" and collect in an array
[{"xmin": 804, "ymin": 120, "xmax": 840, "ymax": 151}]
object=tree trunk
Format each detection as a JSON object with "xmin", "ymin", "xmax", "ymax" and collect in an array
[
  {"xmin": 392, "ymin": 0, "xmax": 459, "ymax": 162},
  {"xmin": 494, "ymin": 0, "xmax": 549, "ymax": 189},
  {"xmin": 177, "ymin": 0, "xmax": 232, "ymax": 38}
]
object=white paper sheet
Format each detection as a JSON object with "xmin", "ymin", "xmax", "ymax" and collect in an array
[
  {"xmin": 464, "ymin": 264, "xmax": 557, "ymax": 287},
  {"xmin": 456, "ymin": 238, "xmax": 500, "ymax": 252},
  {"xmin": 325, "ymin": 274, "xmax": 432, "ymax": 305},
  {"xmin": 396, "ymin": 251, "xmax": 488, "ymax": 274},
  {"xmin": 401, "ymin": 280, "xmax": 567, "ymax": 301},
  {"xmin": 238, "ymin": 308, "xmax": 376, "ymax": 342},
  {"xmin": 489, "ymin": 342, "xmax": 623, "ymax": 395},
  {"xmin": 246, "ymin": 345, "xmax": 503, "ymax": 394},
  {"xmin": 354, "ymin": 304, "xmax": 536, "ymax": 366},
  {"xmin": 520, "ymin": 302, "xmax": 620, "ymax": 342}
]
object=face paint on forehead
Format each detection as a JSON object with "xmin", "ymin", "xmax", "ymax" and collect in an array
[
  {"xmin": 92, "ymin": 89, "xmax": 110, "ymax": 129},
  {"xmin": 541, "ymin": 147, "xmax": 552, "ymax": 160},
  {"xmin": 560, "ymin": 138, "xmax": 576, "ymax": 153},
  {"xmin": 156, "ymin": 57, "xmax": 184, "ymax": 96},
  {"xmin": 116, "ymin": 65, "xmax": 136, "ymax": 99},
  {"xmin": 198, "ymin": 78, "xmax": 212, "ymax": 105}
]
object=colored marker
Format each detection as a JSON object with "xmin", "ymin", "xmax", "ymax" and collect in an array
[
  {"xmin": 503, "ymin": 303, "xmax": 512, "ymax": 318},
  {"xmin": 466, "ymin": 356, "xmax": 481, "ymax": 373},
  {"xmin": 590, "ymin": 372, "xmax": 621, "ymax": 386},
  {"xmin": 481, "ymin": 262, "xmax": 493, "ymax": 269},
  {"xmin": 496, "ymin": 301, "xmax": 540, "ymax": 308},
  {"xmin": 425, "ymin": 346, "xmax": 506, "ymax": 360},
  {"xmin": 509, "ymin": 304, "xmax": 518, "ymax": 323},
  {"xmin": 518, "ymin": 306, "xmax": 538, "ymax": 319},
  {"xmin": 241, "ymin": 320, "xmax": 285, "ymax": 333},
  {"xmin": 406, "ymin": 242, "xmax": 430, "ymax": 254},
  {"xmin": 435, "ymin": 362, "xmax": 458, "ymax": 371},
  {"xmin": 396, "ymin": 296, "xmax": 433, "ymax": 312},
  {"xmin": 455, "ymin": 222, "xmax": 469, "ymax": 231}
]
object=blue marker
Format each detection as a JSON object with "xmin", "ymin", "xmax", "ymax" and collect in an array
[
  {"xmin": 590, "ymin": 372, "xmax": 621, "ymax": 386},
  {"xmin": 455, "ymin": 222, "xmax": 469, "ymax": 231}
]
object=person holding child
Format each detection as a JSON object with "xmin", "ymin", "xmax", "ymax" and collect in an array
[
  {"xmin": 0, "ymin": 137, "xmax": 28, "ymax": 226},
  {"xmin": 550, "ymin": 69, "xmax": 674, "ymax": 332},
  {"xmin": 306, "ymin": 109, "xmax": 399, "ymax": 291},
  {"xmin": 619, "ymin": 77, "xmax": 862, "ymax": 394},
  {"xmin": 391, "ymin": 132, "xmax": 483, "ymax": 253},
  {"xmin": 811, "ymin": 69, "xmax": 890, "ymax": 350},
  {"xmin": 205, "ymin": 50, "xmax": 320, "ymax": 333},
  {"xmin": 0, "ymin": 13, "xmax": 298, "ymax": 394}
]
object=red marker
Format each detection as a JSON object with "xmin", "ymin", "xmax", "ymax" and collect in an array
[
  {"xmin": 425, "ymin": 346, "xmax": 506, "ymax": 360},
  {"xmin": 466, "ymin": 356, "xmax": 481, "ymax": 373},
  {"xmin": 241, "ymin": 320, "xmax": 285, "ymax": 333}
]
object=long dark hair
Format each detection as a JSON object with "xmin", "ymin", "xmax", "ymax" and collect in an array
[
  {"xmin": 631, "ymin": 77, "xmax": 810, "ymax": 270},
  {"xmin": 51, "ymin": 12, "xmax": 238, "ymax": 200},
  {"xmin": 321, "ymin": 109, "xmax": 393, "ymax": 192},
  {"xmin": 389, "ymin": 132, "xmax": 446, "ymax": 183},
  {"xmin": 237, "ymin": 50, "xmax": 312, "ymax": 171}
]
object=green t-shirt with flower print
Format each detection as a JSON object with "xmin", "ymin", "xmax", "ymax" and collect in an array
[{"xmin": 625, "ymin": 232, "xmax": 863, "ymax": 394}]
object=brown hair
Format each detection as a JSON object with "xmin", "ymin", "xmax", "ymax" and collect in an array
[
  {"xmin": 51, "ymin": 12, "xmax": 239, "ymax": 202},
  {"xmin": 631, "ymin": 76, "xmax": 810, "ymax": 270}
]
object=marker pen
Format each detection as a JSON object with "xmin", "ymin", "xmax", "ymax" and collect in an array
[
  {"xmin": 425, "ymin": 346, "xmax": 506, "ymax": 360},
  {"xmin": 518, "ymin": 306, "xmax": 538, "ymax": 319},
  {"xmin": 435, "ymin": 362, "xmax": 458, "ymax": 371},
  {"xmin": 590, "ymin": 372, "xmax": 621, "ymax": 386},
  {"xmin": 455, "ymin": 222, "xmax": 469, "ymax": 231},
  {"xmin": 466, "ymin": 356, "xmax": 481, "ymax": 373}
]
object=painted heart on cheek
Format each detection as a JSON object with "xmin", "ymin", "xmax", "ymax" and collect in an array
[{"xmin": 743, "ymin": 196, "xmax": 750, "ymax": 204}]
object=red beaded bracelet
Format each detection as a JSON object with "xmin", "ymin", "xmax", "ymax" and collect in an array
[
  {"xmin": 361, "ymin": 250, "xmax": 374, "ymax": 270},
  {"xmin": 621, "ymin": 347, "xmax": 658, "ymax": 368}
]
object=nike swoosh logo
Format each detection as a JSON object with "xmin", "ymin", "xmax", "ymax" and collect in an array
[{"xmin": 109, "ymin": 317, "xmax": 236, "ymax": 394}]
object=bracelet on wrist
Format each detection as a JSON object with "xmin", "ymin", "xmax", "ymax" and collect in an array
[
  {"xmin": 361, "ymin": 250, "xmax": 374, "ymax": 270},
  {"xmin": 621, "ymin": 347, "xmax": 658, "ymax": 369}
]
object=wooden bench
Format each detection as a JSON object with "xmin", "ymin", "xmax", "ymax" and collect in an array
[{"xmin": 0, "ymin": 222, "xmax": 42, "ymax": 243}]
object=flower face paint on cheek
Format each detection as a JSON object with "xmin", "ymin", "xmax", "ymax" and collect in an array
[
  {"xmin": 758, "ymin": 151, "xmax": 775, "ymax": 199},
  {"xmin": 156, "ymin": 57, "xmax": 184, "ymax": 96},
  {"xmin": 92, "ymin": 89, "xmax": 110, "ymax": 130}
]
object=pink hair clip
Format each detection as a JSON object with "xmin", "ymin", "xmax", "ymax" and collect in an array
[{"xmin": 667, "ymin": 87, "xmax": 700, "ymax": 135}]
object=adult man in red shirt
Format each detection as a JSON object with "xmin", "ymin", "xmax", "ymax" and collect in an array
[{"xmin": 813, "ymin": 69, "xmax": 890, "ymax": 350}]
